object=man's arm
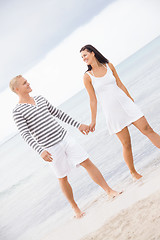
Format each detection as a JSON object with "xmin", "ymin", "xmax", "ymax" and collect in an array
[
  {"xmin": 44, "ymin": 98, "xmax": 90, "ymax": 134},
  {"xmin": 45, "ymin": 97, "xmax": 81, "ymax": 128},
  {"xmin": 13, "ymin": 110, "xmax": 44, "ymax": 154},
  {"xmin": 13, "ymin": 110, "xmax": 54, "ymax": 161}
]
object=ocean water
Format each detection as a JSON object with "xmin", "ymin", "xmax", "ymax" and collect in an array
[{"xmin": 0, "ymin": 35, "xmax": 160, "ymax": 240}]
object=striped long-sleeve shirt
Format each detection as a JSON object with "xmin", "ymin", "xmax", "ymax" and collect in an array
[{"xmin": 13, "ymin": 95, "xmax": 81, "ymax": 154}]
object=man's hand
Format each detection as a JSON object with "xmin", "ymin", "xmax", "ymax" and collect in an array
[
  {"xmin": 41, "ymin": 150, "xmax": 53, "ymax": 162},
  {"xmin": 78, "ymin": 124, "xmax": 90, "ymax": 135}
]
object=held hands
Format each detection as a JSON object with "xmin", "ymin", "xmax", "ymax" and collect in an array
[
  {"xmin": 41, "ymin": 150, "xmax": 53, "ymax": 162},
  {"xmin": 78, "ymin": 124, "xmax": 90, "ymax": 135},
  {"xmin": 78, "ymin": 122, "xmax": 96, "ymax": 135}
]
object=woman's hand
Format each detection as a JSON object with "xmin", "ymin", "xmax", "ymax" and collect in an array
[{"xmin": 89, "ymin": 122, "xmax": 96, "ymax": 132}]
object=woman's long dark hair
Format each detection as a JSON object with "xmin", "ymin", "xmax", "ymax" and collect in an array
[{"xmin": 80, "ymin": 44, "xmax": 109, "ymax": 72}]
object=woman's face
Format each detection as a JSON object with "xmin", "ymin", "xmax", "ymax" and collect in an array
[{"xmin": 81, "ymin": 49, "xmax": 95, "ymax": 65}]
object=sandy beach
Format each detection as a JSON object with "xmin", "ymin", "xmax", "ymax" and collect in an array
[
  {"xmin": 82, "ymin": 188, "xmax": 160, "ymax": 240},
  {"xmin": 40, "ymin": 165, "xmax": 160, "ymax": 240},
  {"xmin": 81, "ymin": 168, "xmax": 160, "ymax": 240}
]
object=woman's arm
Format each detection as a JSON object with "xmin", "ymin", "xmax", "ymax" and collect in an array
[
  {"xmin": 83, "ymin": 73, "xmax": 97, "ymax": 131},
  {"xmin": 108, "ymin": 63, "xmax": 134, "ymax": 102}
]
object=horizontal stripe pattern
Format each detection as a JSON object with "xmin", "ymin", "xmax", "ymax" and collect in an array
[{"xmin": 13, "ymin": 95, "xmax": 80, "ymax": 154}]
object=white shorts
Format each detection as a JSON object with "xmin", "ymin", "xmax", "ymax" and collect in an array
[{"xmin": 46, "ymin": 133, "xmax": 89, "ymax": 178}]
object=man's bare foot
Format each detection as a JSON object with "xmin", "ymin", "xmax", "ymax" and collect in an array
[
  {"xmin": 107, "ymin": 188, "xmax": 123, "ymax": 199},
  {"xmin": 73, "ymin": 206, "xmax": 85, "ymax": 219},
  {"xmin": 131, "ymin": 172, "xmax": 142, "ymax": 180}
]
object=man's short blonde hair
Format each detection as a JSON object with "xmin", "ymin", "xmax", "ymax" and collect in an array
[{"xmin": 9, "ymin": 75, "xmax": 22, "ymax": 93}]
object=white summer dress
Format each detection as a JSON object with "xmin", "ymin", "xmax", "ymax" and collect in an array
[{"xmin": 86, "ymin": 64, "xmax": 144, "ymax": 135}]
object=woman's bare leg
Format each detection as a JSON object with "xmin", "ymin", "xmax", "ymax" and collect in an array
[
  {"xmin": 116, "ymin": 127, "xmax": 142, "ymax": 180},
  {"xmin": 80, "ymin": 158, "xmax": 121, "ymax": 197},
  {"xmin": 132, "ymin": 116, "xmax": 160, "ymax": 148}
]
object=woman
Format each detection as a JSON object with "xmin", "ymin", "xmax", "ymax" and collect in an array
[{"xmin": 80, "ymin": 44, "xmax": 160, "ymax": 180}]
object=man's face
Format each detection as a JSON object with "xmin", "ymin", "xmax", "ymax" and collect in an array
[{"xmin": 16, "ymin": 77, "xmax": 32, "ymax": 94}]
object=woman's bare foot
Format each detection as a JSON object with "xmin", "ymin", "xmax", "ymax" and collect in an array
[
  {"xmin": 73, "ymin": 206, "xmax": 85, "ymax": 219},
  {"xmin": 131, "ymin": 171, "xmax": 142, "ymax": 180}
]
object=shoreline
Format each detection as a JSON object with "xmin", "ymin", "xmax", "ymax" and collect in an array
[
  {"xmin": 40, "ymin": 166, "xmax": 160, "ymax": 240},
  {"xmin": 82, "ymin": 190, "xmax": 160, "ymax": 240},
  {"xmin": 81, "ymin": 168, "xmax": 160, "ymax": 240}
]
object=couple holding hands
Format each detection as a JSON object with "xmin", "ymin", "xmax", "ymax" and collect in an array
[{"xmin": 10, "ymin": 45, "xmax": 160, "ymax": 218}]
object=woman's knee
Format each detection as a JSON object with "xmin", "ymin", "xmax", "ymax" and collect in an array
[
  {"xmin": 141, "ymin": 124, "xmax": 154, "ymax": 135},
  {"xmin": 117, "ymin": 127, "xmax": 132, "ymax": 150},
  {"xmin": 122, "ymin": 140, "xmax": 132, "ymax": 150}
]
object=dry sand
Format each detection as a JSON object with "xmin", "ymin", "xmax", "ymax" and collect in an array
[
  {"xmin": 81, "ymin": 167, "xmax": 160, "ymax": 240},
  {"xmin": 82, "ymin": 190, "xmax": 160, "ymax": 240},
  {"xmin": 36, "ymin": 166, "xmax": 160, "ymax": 240}
]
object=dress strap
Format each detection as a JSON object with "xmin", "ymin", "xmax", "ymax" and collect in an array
[
  {"xmin": 101, "ymin": 63, "xmax": 107, "ymax": 69},
  {"xmin": 86, "ymin": 63, "xmax": 107, "ymax": 77},
  {"xmin": 85, "ymin": 72, "xmax": 94, "ymax": 84},
  {"xmin": 91, "ymin": 69, "xmax": 95, "ymax": 76},
  {"xmin": 86, "ymin": 71, "xmax": 93, "ymax": 78}
]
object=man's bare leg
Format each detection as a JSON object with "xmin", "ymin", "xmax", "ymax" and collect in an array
[
  {"xmin": 59, "ymin": 176, "xmax": 85, "ymax": 218},
  {"xmin": 80, "ymin": 158, "xmax": 122, "ymax": 197}
]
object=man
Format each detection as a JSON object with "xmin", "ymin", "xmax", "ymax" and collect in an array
[{"xmin": 10, "ymin": 75, "xmax": 120, "ymax": 218}]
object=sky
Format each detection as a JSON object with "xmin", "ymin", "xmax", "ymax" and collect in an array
[
  {"xmin": 0, "ymin": 0, "xmax": 160, "ymax": 143},
  {"xmin": 0, "ymin": 0, "xmax": 113, "ymax": 92}
]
